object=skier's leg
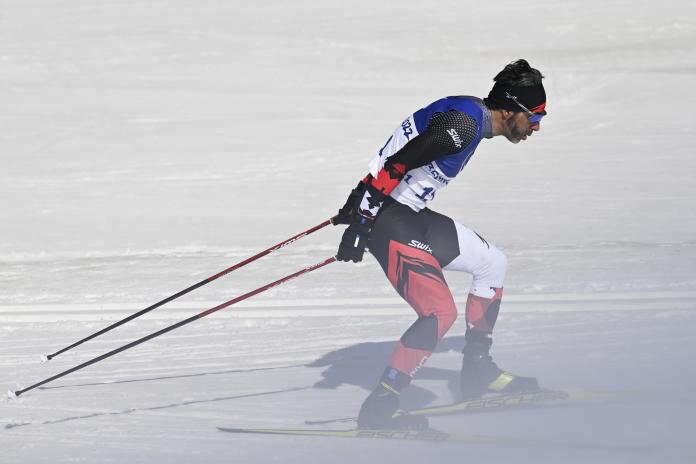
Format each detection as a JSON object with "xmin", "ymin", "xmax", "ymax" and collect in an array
[
  {"xmin": 438, "ymin": 219, "xmax": 506, "ymax": 332},
  {"xmin": 439, "ymin": 219, "xmax": 538, "ymax": 398},
  {"xmin": 357, "ymin": 201, "xmax": 457, "ymax": 429},
  {"xmin": 384, "ymin": 239, "xmax": 458, "ymax": 376}
]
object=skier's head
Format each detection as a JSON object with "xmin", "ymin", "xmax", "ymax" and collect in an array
[{"xmin": 484, "ymin": 59, "xmax": 546, "ymax": 143}]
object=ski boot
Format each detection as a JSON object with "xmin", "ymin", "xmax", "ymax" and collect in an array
[
  {"xmin": 357, "ymin": 368, "xmax": 429, "ymax": 430},
  {"xmin": 460, "ymin": 331, "xmax": 539, "ymax": 399}
]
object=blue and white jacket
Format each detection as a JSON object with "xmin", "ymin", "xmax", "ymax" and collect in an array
[{"xmin": 360, "ymin": 96, "xmax": 493, "ymax": 216}]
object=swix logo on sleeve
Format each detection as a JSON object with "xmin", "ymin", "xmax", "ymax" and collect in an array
[
  {"xmin": 447, "ymin": 128, "xmax": 463, "ymax": 149},
  {"xmin": 408, "ymin": 240, "xmax": 433, "ymax": 254}
]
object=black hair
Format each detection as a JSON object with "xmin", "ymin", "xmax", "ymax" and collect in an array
[{"xmin": 484, "ymin": 59, "xmax": 545, "ymax": 110}]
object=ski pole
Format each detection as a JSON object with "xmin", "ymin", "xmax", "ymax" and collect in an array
[
  {"xmin": 11, "ymin": 257, "xmax": 336, "ymax": 398},
  {"xmin": 45, "ymin": 218, "xmax": 336, "ymax": 361}
]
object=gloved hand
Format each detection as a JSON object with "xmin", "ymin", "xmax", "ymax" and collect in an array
[
  {"xmin": 332, "ymin": 182, "xmax": 366, "ymax": 225},
  {"xmin": 336, "ymin": 214, "xmax": 373, "ymax": 263}
]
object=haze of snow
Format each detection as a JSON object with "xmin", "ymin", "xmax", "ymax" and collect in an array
[{"xmin": 1, "ymin": 1, "xmax": 695, "ymax": 463}]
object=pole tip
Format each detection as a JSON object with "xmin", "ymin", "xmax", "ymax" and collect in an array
[
  {"xmin": 40, "ymin": 354, "xmax": 49, "ymax": 363},
  {"xmin": 7, "ymin": 389, "xmax": 17, "ymax": 400}
]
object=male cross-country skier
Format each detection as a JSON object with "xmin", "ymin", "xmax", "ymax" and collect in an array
[{"xmin": 333, "ymin": 59, "xmax": 547, "ymax": 430}]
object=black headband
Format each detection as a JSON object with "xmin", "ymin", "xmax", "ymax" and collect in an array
[{"xmin": 486, "ymin": 82, "xmax": 547, "ymax": 114}]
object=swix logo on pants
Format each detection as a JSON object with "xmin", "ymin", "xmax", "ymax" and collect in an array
[{"xmin": 408, "ymin": 240, "xmax": 433, "ymax": 254}]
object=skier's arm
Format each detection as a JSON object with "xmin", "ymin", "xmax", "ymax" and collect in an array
[
  {"xmin": 359, "ymin": 110, "xmax": 478, "ymax": 218},
  {"xmin": 336, "ymin": 110, "xmax": 478, "ymax": 263}
]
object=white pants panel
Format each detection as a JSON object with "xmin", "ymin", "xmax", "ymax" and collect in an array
[{"xmin": 443, "ymin": 221, "xmax": 507, "ymax": 299}]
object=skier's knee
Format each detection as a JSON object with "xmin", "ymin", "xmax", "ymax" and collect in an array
[
  {"xmin": 471, "ymin": 246, "xmax": 507, "ymax": 297},
  {"xmin": 437, "ymin": 308, "xmax": 457, "ymax": 338},
  {"xmin": 400, "ymin": 309, "xmax": 457, "ymax": 349},
  {"xmin": 400, "ymin": 315, "xmax": 439, "ymax": 351},
  {"xmin": 493, "ymin": 246, "xmax": 507, "ymax": 281}
]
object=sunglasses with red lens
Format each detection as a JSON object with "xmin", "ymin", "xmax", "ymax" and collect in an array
[{"xmin": 505, "ymin": 91, "xmax": 546, "ymax": 124}]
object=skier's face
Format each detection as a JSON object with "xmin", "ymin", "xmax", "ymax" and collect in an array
[{"xmin": 505, "ymin": 112, "xmax": 541, "ymax": 144}]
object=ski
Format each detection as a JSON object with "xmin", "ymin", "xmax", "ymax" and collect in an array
[
  {"xmin": 305, "ymin": 389, "xmax": 629, "ymax": 425},
  {"xmin": 218, "ymin": 426, "xmax": 502, "ymax": 444},
  {"xmin": 404, "ymin": 388, "xmax": 624, "ymax": 417},
  {"xmin": 216, "ymin": 425, "xmax": 649, "ymax": 451}
]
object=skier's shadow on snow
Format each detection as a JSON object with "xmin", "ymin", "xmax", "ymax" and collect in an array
[{"xmin": 308, "ymin": 336, "xmax": 465, "ymax": 408}]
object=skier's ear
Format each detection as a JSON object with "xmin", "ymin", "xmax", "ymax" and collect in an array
[{"xmin": 500, "ymin": 109, "xmax": 515, "ymax": 121}]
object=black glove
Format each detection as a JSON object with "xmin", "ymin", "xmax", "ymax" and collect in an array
[
  {"xmin": 332, "ymin": 181, "xmax": 366, "ymax": 225},
  {"xmin": 336, "ymin": 214, "xmax": 373, "ymax": 263}
]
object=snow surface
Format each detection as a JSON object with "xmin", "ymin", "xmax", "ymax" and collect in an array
[{"xmin": 1, "ymin": 0, "xmax": 696, "ymax": 462}]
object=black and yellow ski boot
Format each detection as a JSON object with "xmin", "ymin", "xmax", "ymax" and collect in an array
[
  {"xmin": 357, "ymin": 368, "xmax": 429, "ymax": 430},
  {"xmin": 460, "ymin": 330, "xmax": 539, "ymax": 399}
]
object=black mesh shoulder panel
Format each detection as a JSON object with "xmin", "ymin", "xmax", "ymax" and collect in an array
[
  {"xmin": 386, "ymin": 110, "xmax": 479, "ymax": 171},
  {"xmin": 425, "ymin": 110, "xmax": 478, "ymax": 155}
]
